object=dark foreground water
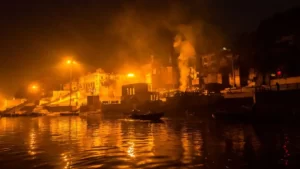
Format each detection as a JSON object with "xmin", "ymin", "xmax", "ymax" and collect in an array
[{"xmin": 0, "ymin": 115, "xmax": 299, "ymax": 169}]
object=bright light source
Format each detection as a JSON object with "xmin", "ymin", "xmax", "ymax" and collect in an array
[
  {"xmin": 29, "ymin": 84, "xmax": 39, "ymax": 93},
  {"xmin": 66, "ymin": 60, "xmax": 76, "ymax": 64},
  {"xmin": 127, "ymin": 73, "xmax": 135, "ymax": 77},
  {"xmin": 277, "ymin": 70, "xmax": 282, "ymax": 76},
  {"xmin": 223, "ymin": 47, "xmax": 227, "ymax": 51}
]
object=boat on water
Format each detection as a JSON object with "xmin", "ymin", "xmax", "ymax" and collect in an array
[
  {"xmin": 1, "ymin": 110, "xmax": 43, "ymax": 117},
  {"xmin": 31, "ymin": 107, "xmax": 49, "ymax": 116},
  {"xmin": 33, "ymin": 106, "xmax": 49, "ymax": 114},
  {"xmin": 80, "ymin": 110, "xmax": 101, "ymax": 116},
  {"xmin": 0, "ymin": 113, "xmax": 21, "ymax": 117},
  {"xmin": 46, "ymin": 112, "xmax": 61, "ymax": 116},
  {"xmin": 26, "ymin": 112, "xmax": 45, "ymax": 117},
  {"xmin": 127, "ymin": 109, "xmax": 164, "ymax": 121},
  {"xmin": 60, "ymin": 111, "xmax": 80, "ymax": 116}
]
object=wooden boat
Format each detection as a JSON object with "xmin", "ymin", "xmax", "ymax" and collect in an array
[
  {"xmin": 26, "ymin": 112, "xmax": 44, "ymax": 117},
  {"xmin": 46, "ymin": 112, "xmax": 61, "ymax": 116},
  {"xmin": 81, "ymin": 110, "xmax": 101, "ymax": 115},
  {"xmin": 60, "ymin": 111, "xmax": 79, "ymax": 116},
  {"xmin": 128, "ymin": 110, "xmax": 164, "ymax": 121},
  {"xmin": 1, "ymin": 110, "xmax": 27, "ymax": 117},
  {"xmin": 32, "ymin": 106, "xmax": 49, "ymax": 116},
  {"xmin": 0, "ymin": 113, "xmax": 20, "ymax": 117}
]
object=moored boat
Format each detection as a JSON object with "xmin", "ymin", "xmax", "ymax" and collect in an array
[
  {"xmin": 1, "ymin": 113, "xmax": 20, "ymax": 117},
  {"xmin": 26, "ymin": 112, "xmax": 44, "ymax": 117},
  {"xmin": 46, "ymin": 112, "xmax": 61, "ymax": 116},
  {"xmin": 60, "ymin": 111, "xmax": 79, "ymax": 116},
  {"xmin": 81, "ymin": 110, "xmax": 101, "ymax": 115},
  {"xmin": 1, "ymin": 110, "xmax": 27, "ymax": 117}
]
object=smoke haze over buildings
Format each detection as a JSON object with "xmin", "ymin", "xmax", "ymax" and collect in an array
[
  {"xmin": 1, "ymin": 0, "xmax": 296, "ymax": 96},
  {"xmin": 107, "ymin": 1, "xmax": 225, "ymax": 92}
]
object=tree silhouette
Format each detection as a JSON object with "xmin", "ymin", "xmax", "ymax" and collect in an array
[{"xmin": 233, "ymin": 7, "xmax": 300, "ymax": 77}]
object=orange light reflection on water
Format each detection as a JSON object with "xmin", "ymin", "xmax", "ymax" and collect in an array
[
  {"xmin": 0, "ymin": 117, "xmax": 258, "ymax": 168},
  {"xmin": 28, "ymin": 129, "xmax": 37, "ymax": 156}
]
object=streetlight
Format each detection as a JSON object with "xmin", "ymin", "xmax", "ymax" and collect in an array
[
  {"xmin": 66, "ymin": 59, "xmax": 77, "ymax": 108},
  {"xmin": 127, "ymin": 73, "xmax": 135, "ymax": 77},
  {"xmin": 67, "ymin": 60, "xmax": 76, "ymax": 65},
  {"xmin": 29, "ymin": 84, "xmax": 39, "ymax": 93}
]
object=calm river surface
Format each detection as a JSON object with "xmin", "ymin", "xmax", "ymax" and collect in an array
[{"xmin": 0, "ymin": 115, "xmax": 299, "ymax": 169}]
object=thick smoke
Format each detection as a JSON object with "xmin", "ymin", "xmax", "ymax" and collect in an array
[
  {"xmin": 108, "ymin": 3, "xmax": 172, "ymax": 67},
  {"xmin": 108, "ymin": 1, "xmax": 224, "ymax": 90},
  {"xmin": 173, "ymin": 25, "xmax": 197, "ymax": 91}
]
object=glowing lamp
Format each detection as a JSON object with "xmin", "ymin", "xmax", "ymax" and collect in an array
[
  {"xmin": 127, "ymin": 73, "xmax": 135, "ymax": 77},
  {"xmin": 66, "ymin": 60, "xmax": 76, "ymax": 64},
  {"xmin": 277, "ymin": 70, "xmax": 282, "ymax": 76},
  {"xmin": 29, "ymin": 84, "xmax": 39, "ymax": 93}
]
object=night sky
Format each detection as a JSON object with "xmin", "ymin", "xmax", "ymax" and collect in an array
[{"xmin": 0, "ymin": 0, "xmax": 299, "ymax": 96}]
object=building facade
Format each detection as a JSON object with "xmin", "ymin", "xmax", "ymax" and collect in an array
[
  {"xmin": 76, "ymin": 69, "xmax": 152, "ymax": 102},
  {"xmin": 199, "ymin": 52, "xmax": 241, "ymax": 88}
]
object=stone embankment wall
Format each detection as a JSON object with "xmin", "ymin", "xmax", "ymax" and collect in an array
[
  {"xmin": 255, "ymin": 90, "xmax": 300, "ymax": 104},
  {"xmin": 254, "ymin": 90, "xmax": 300, "ymax": 113}
]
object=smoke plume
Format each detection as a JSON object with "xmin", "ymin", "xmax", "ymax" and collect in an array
[
  {"xmin": 173, "ymin": 25, "xmax": 196, "ymax": 91},
  {"xmin": 107, "ymin": 1, "xmax": 224, "ymax": 90}
]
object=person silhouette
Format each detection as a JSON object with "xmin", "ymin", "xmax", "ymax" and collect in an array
[{"xmin": 276, "ymin": 82, "xmax": 280, "ymax": 91}]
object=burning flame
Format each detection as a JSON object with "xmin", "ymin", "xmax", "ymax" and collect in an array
[{"xmin": 174, "ymin": 34, "xmax": 196, "ymax": 91}]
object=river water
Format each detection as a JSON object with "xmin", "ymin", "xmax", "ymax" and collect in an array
[{"xmin": 0, "ymin": 115, "xmax": 299, "ymax": 169}]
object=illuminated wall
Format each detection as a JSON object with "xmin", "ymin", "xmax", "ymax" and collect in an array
[
  {"xmin": 3, "ymin": 99, "xmax": 26, "ymax": 109},
  {"xmin": 52, "ymin": 91, "xmax": 70, "ymax": 101},
  {"xmin": 229, "ymin": 68, "xmax": 241, "ymax": 87},
  {"xmin": 151, "ymin": 66, "xmax": 178, "ymax": 90},
  {"xmin": 61, "ymin": 65, "xmax": 183, "ymax": 102},
  {"xmin": 204, "ymin": 73, "xmax": 222, "ymax": 84},
  {"xmin": 63, "ymin": 81, "xmax": 79, "ymax": 91},
  {"xmin": 79, "ymin": 72, "xmax": 100, "ymax": 95},
  {"xmin": 77, "ymin": 70, "xmax": 150, "ymax": 101}
]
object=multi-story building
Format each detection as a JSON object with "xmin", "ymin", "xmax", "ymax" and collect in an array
[
  {"xmin": 63, "ymin": 81, "xmax": 79, "ymax": 91},
  {"xmin": 77, "ymin": 68, "xmax": 152, "ymax": 103},
  {"xmin": 79, "ymin": 70, "xmax": 101, "ymax": 95},
  {"xmin": 151, "ymin": 57, "xmax": 179, "ymax": 91},
  {"xmin": 199, "ymin": 51, "xmax": 241, "ymax": 88}
]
